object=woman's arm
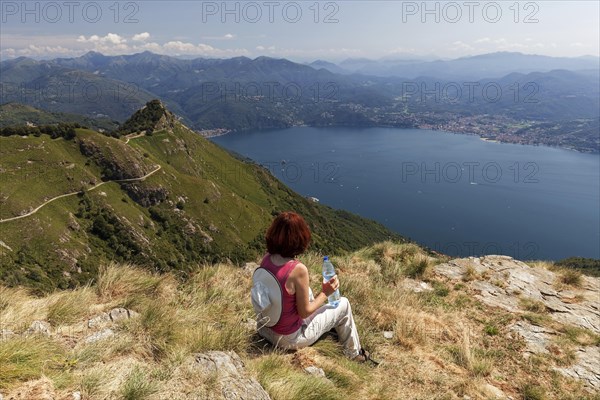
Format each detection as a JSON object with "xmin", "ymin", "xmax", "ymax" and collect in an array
[{"xmin": 291, "ymin": 263, "xmax": 339, "ymax": 319}]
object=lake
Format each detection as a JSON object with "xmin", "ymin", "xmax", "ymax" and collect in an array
[{"xmin": 212, "ymin": 127, "xmax": 600, "ymax": 260}]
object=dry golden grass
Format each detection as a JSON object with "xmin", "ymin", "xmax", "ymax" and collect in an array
[
  {"xmin": 47, "ymin": 286, "xmax": 97, "ymax": 326},
  {"xmin": 0, "ymin": 242, "xmax": 598, "ymax": 399}
]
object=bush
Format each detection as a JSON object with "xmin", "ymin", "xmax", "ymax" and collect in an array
[
  {"xmin": 559, "ymin": 270, "xmax": 582, "ymax": 287},
  {"xmin": 521, "ymin": 383, "xmax": 546, "ymax": 400},
  {"xmin": 555, "ymin": 257, "xmax": 600, "ymax": 277},
  {"xmin": 484, "ymin": 324, "xmax": 499, "ymax": 336},
  {"xmin": 0, "ymin": 123, "xmax": 81, "ymax": 139},
  {"xmin": 404, "ymin": 256, "xmax": 431, "ymax": 279}
]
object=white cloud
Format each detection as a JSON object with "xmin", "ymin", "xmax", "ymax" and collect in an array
[
  {"xmin": 450, "ymin": 41, "xmax": 474, "ymax": 52},
  {"xmin": 140, "ymin": 42, "xmax": 163, "ymax": 52},
  {"xmin": 77, "ymin": 33, "xmax": 126, "ymax": 45},
  {"xmin": 164, "ymin": 41, "xmax": 200, "ymax": 53},
  {"xmin": 16, "ymin": 44, "xmax": 75, "ymax": 56},
  {"xmin": 132, "ymin": 32, "xmax": 151, "ymax": 42},
  {"xmin": 202, "ymin": 33, "xmax": 237, "ymax": 40}
]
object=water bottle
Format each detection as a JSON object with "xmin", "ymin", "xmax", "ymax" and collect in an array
[{"xmin": 322, "ymin": 256, "xmax": 341, "ymax": 307}]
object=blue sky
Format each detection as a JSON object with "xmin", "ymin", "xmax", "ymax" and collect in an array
[{"xmin": 1, "ymin": 1, "xmax": 598, "ymax": 61}]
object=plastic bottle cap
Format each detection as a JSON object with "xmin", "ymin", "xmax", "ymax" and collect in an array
[{"xmin": 323, "ymin": 256, "xmax": 329, "ymax": 261}]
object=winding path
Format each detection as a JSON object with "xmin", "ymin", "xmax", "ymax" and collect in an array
[
  {"xmin": 0, "ymin": 133, "xmax": 160, "ymax": 224},
  {"xmin": 123, "ymin": 132, "xmax": 146, "ymax": 144}
]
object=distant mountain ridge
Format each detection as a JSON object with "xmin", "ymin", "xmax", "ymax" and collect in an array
[
  {"xmin": 319, "ymin": 51, "xmax": 600, "ymax": 80},
  {"xmin": 1, "ymin": 51, "xmax": 599, "ymax": 152}
]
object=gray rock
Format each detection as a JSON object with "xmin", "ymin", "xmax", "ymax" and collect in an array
[
  {"xmin": 383, "ymin": 331, "xmax": 394, "ymax": 339},
  {"xmin": 436, "ymin": 255, "xmax": 600, "ymax": 390},
  {"xmin": 554, "ymin": 346, "xmax": 600, "ymax": 390},
  {"xmin": 401, "ymin": 279, "xmax": 433, "ymax": 293},
  {"xmin": 84, "ymin": 328, "xmax": 115, "ymax": 344},
  {"xmin": 72, "ymin": 391, "xmax": 82, "ymax": 400},
  {"xmin": 25, "ymin": 320, "xmax": 51, "ymax": 336},
  {"xmin": 109, "ymin": 307, "xmax": 139, "ymax": 322},
  {"xmin": 87, "ymin": 312, "xmax": 111, "ymax": 328},
  {"xmin": 304, "ymin": 366, "xmax": 326, "ymax": 377},
  {"xmin": 88, "ymin": 308, "xmax": 139, "ymax": 328},
  {"xmin": 509, "ymin": 321, "xmax": 554, "ymax": 354},
  {"xmin": 434, "ymin": 256, "xmax": 600, "ymax": 334},
  {"xmin": 194, "ymin": 351, "xmax": 271, "ymax": 400}
]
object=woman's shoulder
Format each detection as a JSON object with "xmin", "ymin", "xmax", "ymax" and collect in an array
[{"xmin": 289, "ymin": 260, "xmax": 308, "ymax": 275}]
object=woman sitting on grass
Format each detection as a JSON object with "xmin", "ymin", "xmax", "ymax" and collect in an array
[{"xmin": 256, "ymin": 211, "xmax": 372, "ymax": 362}]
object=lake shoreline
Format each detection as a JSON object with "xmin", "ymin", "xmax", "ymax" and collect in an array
[
  {"xmin": 213, "ymin": 126, "xmax": 600, "ymax": 261},
  {"xmin": 204, "ymin": 122, "xmax": 597, "ymax": 154}
]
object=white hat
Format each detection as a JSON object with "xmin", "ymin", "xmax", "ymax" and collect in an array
[{"xmin": 251, "ymin": 268, "xmax": 282, "ymax": 328}]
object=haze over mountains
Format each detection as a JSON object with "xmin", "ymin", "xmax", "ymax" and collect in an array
[
  {"xmin": 1, "ymin": 51, "xmax": 599, "ymax": 152},
  {"xmin": 310, "ymin": 51, "xmax": 600, "ymax": 80}
]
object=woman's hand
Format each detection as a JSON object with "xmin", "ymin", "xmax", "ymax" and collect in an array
[
  {"xmin": 322, "ymin": 275, "xmax": 339, "ymax": 297},
  {"xmin": 292, "ymin": 264, "xmax": 339, "ymax": 319}
]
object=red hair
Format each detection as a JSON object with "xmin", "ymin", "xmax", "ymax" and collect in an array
[{"xmin": 266, "ymin": 211, "xmax": 311, "ymax": 258}]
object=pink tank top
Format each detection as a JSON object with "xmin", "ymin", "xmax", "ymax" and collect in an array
[{"xmin": 260, "ymin": 253, "xmax": 303, "ymax": 335}]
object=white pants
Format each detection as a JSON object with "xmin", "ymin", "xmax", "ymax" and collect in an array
[{"xmin": 258, "ymin": 295, "xmax": 361, "ymax": 359}]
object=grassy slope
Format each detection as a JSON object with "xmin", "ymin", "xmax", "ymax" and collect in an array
[
  {"xmin": 0, "ymin": 242, "xmax": 597, "ymax": 399},
  {"xmin": 0, "ymin": 123, "xmax": 402, "ymax": 292},
  {"xmin": 0, "ymin": 103, "xmax": 119, "ymax": 131}
]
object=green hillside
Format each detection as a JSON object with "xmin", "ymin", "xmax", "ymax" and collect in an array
[
  {"xmin": 0, "ymin": 103, "xmax": 119, "ymax": 132},
  {"xmin": 0, "ymin": 102, "xmax": 402, "ymax": 292}
]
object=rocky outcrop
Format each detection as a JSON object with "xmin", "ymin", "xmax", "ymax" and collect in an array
[
  {"xmin": 117, "ymin": 99, "xmax": 178, "ymax": 135},
  {"xmin": 434, "ymin": 255, "xmax": 600, "ymax": 334},
  {"xmin": 435, "ymin": 255, "xmax": 600, "ymax": 390},
  {"xmin": 87, "ymin": 307, "xmax": 139, "ymax": 329},
  {"xmin": 24, "ymin": 321, "xmax": 51, "ymax": 337},
  {"xmin": 304, "ymin": 366, "xmax": 326, "ymax": 378},
  {"xmin": 555, "ymin": 346, "xmax": 600, "ymax": 390},
  {"xmin": 509, "ymin": 321, "xmax": 553, "ymax": 354},
  {"xmin": 79, "ymin": 138, "xmax": 149, "ymax": 180},
  {"xmin": 84, "ymin": 328, "xmax": 115, "ymax": 344},
  {"xmin": 120, "ymin": 182, "xmax": 169, "ymax": 207},
  {"xmin": 193, "ymin": 351, "xmax": 271, "ymax": 400},
  {"xmin": 507, "ymin": 321, "xmax": 600, "ymax": 390}
]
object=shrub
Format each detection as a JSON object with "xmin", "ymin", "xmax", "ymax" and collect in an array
[
  {"xmin": 559, "ymin": 270, "xmax": 582, "ymax": 287},
  {"xmin": 521, "ymin": 383, "xmax": 546, "ymax": 400},
  {"xmin": 484, "ymin": 324, "xmax": 499, "ymax": 336},
  {"xmin": 404, "ymin": 256, "xmax": 431, "ymax": 279}
]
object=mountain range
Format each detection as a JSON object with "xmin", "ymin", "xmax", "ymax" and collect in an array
[
  {"xmin": 313, "ymin": 52, "xmax": 600, "ymax": 80},
  {"xmin": 1, "ymin": 51, "xmax": 599, "ymax": 152}
]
